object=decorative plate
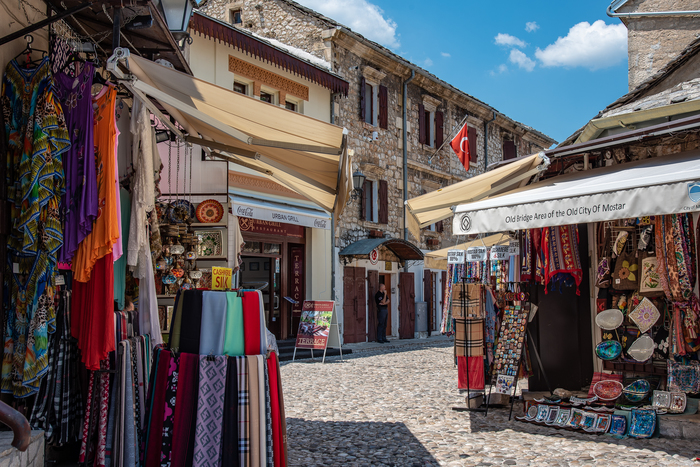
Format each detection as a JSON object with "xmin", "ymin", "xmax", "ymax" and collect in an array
[
  {"xmin": 623, "ymin": 379, "xmax": 651, "ymax": 403},
  {"xmin": 168, "ymin": 199, "xmax": 195, "ymax": 224},
  {"xmin": 629, "ymin": 409, "xmax": 656, "ymax": 438},
  {"xmin": 627, "ymin": 335, "xmax": 654, "ymax": 362},
  {"xmin": 554, "ymin": 408, "xmax": 571, "ymax": 427},
  {"xmin": 652, "ymin": 390, "xmax": 671, "ymax": 409},
  {"xmin": 609, "ymin": 414, "xmax": 627, "ymax": 437},
  {"xmin": 526, "ymin": 405, "xmax": 538, "ymax": 420},
  {"xmin": 668, "ymin": 360, "xmax": 700, "ymax": 393},
  {"xmin": 593, "ymin": 380, "xmax": 624, "ymax": 401},
  {"xmin": 545, "ymin": 406, "xmax": 560, "ymax": 425},
  {"xmin": 195, "ymin": 199, "xmax": 224, "ymax": 223},
  {"xmin": 535, "ymin": 405, "xmax": 549, "ymax": 423},
  {"xmin": 595, "ymin": 340, "xmax": 622, "ymax": 360},
  {"xmin": 596, "ymin": 309, "xmax": 624, "ymax": 330},
  {"xmin": 595, "ymin": 413, "xmax": 612, "ymax": 433},
  {"xmin": 580, "ymin": 412, "xmax": 598, "ymax": 431},
  {"xmin": 195, "ymin": 230, "xmax": 225, "ymax": 258},
  {"xmin": 670, "ymin": 392, "xmax": 687, "ymax": 414},
  {"xmin": 628, "ymin": 298, "xmax": 660, "ymax": 334},
  {"xmin": 198, "ymin": 268, "xmax": 212, "ymax": 289},
  {"xmin": 567, "ymin": 409, "xmax": 584, "ymax": 428}
]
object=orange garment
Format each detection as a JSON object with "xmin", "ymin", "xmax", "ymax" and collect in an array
[{"xmin": 72, "ymin": 86, "xmax": 120, "ymax": 283}]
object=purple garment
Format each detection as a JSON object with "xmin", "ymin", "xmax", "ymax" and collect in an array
[{"xmin": 54, "ymin": 62, "xmax": 98, "ymax": 262}]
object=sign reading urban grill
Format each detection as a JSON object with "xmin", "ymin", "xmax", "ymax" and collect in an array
[
  {"xmin": 238, "ymin": 217, "xmax": 304, "ymax": 237},
  {"xmin": 454, "ymin": 180, "xmax": 700, "ymax": 235},
  {"xmin": 447, "ymin": 249, "xmax": 466, "ymax": 264},
  {"xmin": 234, "ymin": 201, "xmax": 330, "ymax": 230}
]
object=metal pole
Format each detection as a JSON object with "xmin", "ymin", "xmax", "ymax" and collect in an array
[
  {"xmin": 402, "ymin": 69, "xmax": 415, "ymax": 241},
  {"xmin": 112, "ymin": 7, "xmax": 121, "ymax": 51},
  {"xmin": 0, "ymin": 2, "xmax": 94, "ymax": 46},
  {"xmin": 427, "ymin": 112, "xmax": 469, "ymax": 163}
]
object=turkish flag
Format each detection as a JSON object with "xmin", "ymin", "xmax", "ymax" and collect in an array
[{"xmin": 450, "ymin": 124, "xmax": 470, "ymax": 171}]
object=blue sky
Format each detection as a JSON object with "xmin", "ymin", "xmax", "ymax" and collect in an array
[{"xmin": 295, "ymin": 0, "xmax": 630, "ymax": 145}]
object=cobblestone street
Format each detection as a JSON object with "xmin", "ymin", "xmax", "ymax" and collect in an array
[{"xmin": 280, "ymin": 341, "xmax": 700, "ymax": 466}]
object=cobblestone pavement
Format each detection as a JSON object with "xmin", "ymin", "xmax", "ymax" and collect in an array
[{"xmin": 280, "ymin": 341, "xmax": 700, "ymax": 466}]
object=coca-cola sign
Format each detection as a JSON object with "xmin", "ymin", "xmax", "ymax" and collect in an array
[
  {"xmin": 236, "ymin": 206, "xmax": 254, "ymax": 217},
  {"xmin": 233, "ymin": 200, "xmax": 331, "ymax": 230}
]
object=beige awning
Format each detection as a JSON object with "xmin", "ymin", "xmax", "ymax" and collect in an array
[
  {"xmin": 110, "ymin": 53, "xmax": 351, "ymax": 217},
  {"xmin": 424, "ymin": 233, "xmax": 511, "ymax": 270},
  {"xmin": 405, "ymin": 153, "xmax": 549, "ymax": 240}
]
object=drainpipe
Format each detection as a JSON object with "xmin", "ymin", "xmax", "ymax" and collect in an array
[
  {"xmin": 402, "ymin": 69, "xmax": 416, "ymax": 241},
  {"xmin": 330, "ymin": 92, "xmax": 339, "ymax": 124},
  {"xmin": 607, "ymin": 2, "xmax": 700, "ymax": 17},
  {"xmin": 483, "ymin": 111, "xmax": 497, "ymax": 172}
]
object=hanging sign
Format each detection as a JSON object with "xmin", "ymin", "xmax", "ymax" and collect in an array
[
  {"xmin": 290, "ymin": 246, "xmax": 304, "ymax": 315},
  {"xmin": 466, "ymin": 246, "xmax": 488, "ymax": 262},
  {"xmin": 212, "ymin": 266, "xmax": 232, "ymax": 290},
  {"xmin": 295, "ymin": 301, "xmax": 335, "ymax": 349},
  {"xmin": 447, "ymin": 249, "xmax": 466, "ymax": 264},
  {"xmin": 490, "ymin": 245, "xmax": 510, "ymax": 261},
  {"xmin": 369, "ymin": 248, "xmax": 379, "ymax": 265},
  {"xmin": 508, "ymin": 240, "xmax": 520, "ymax": 255}
]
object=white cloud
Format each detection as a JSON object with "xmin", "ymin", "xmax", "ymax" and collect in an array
[
  {"xmin": 535, "ymin": 20, "xmax": 627, "ymax": 70},
  {"xmin": 295, "ymin": 0, "xmax": 400, "ymax": 48},
  {"xmin": 525, "ymin": 21, "xmax": 539, "ymax": 33},
  {"xmin": 423, "ymin": 58, "xmax": 433, "ymax": 67},
  {"xmin": 495, "ymin": 33, "xmax": 527, "ymax": 48},
  {"xmin": 441, "ymin": 52, "xmax": 451, "ymax": 58},
  {"xmin": 509, "ymin": 49, "xmax": 536, "ymax": 72},
  {"xmin": 490, "ymin": 64, "xmax": 509, "ymax": 76}
]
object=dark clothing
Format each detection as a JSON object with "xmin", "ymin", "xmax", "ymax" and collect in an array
[{"xmin": 375, "ymin": 291, "xmax": 388, "ymax": 342}]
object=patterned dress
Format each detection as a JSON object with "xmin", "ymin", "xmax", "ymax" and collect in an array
[{"xmin": 1, "ymin": 57, "xmax": 68, "ymax": 397}]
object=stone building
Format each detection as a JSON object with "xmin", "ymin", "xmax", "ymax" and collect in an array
[
  {"xmin": 196, "ymin": 0, "xmax": 555, "ymax": 343},
  {"xmin": 608, "ymin": 0, "xmax": 700, "ymax": 90}
]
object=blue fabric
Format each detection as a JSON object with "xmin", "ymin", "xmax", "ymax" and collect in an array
[
  {"xmin": 114, "ymin": 188, "xmax": 131, "ymax": 310},
  {"xmin": 200, "ymin": 292, "xmax": 228, "ymax": 355}
]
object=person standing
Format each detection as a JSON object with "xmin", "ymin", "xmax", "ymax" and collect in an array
[{"xmin": 375, "ymin": 284, "xmax": 390, "ymax": 343}]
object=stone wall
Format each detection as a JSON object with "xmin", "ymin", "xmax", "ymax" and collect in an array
[{"xmin": 620, "ymin": 0, "xmax": 700, "ymax": 90}]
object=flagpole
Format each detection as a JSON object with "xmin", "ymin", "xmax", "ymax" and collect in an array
[{"xmin": 428, "ymin": 113, "xmax": 470, "ymax": 163}]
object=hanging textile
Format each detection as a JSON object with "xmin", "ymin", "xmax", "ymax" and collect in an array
[
  {"xmin": 114, "ymin": 188, "xmax": 131, "ymax": 310},
  {"xmin": 200, "ymin": 291, "xmax": 227, "ymax": 356},
  {"xmin": 221, "ymin": 357, "xmax": 239, "ymax": 467},
  {"xmin": 237, "ymin": 356, "xmax": 250, "ymax": 467},
  {"xmin": 225, "ymin": 292, "xmax": 245, "ymax": 356},
  {"xmin": 243, "ymin": 292, "xmax": 262, "ymax": 355},
  {"xmin": 457, "ymin": 356, "xmax": 485, "ymax": 390},
  {"xmin": 193, "ymin": 355, "xmax": 227, "ymax": 466},
  {"xmin": 542, "ymin": 225, "xmax": 582, "ymax": 294},
  {"xmin": 2, "ymin": 56, "xmax": 69, "ymax": 397},
  {"xmin": 170, "ymin": 352, "xmax": 199, "ymax": 467}
]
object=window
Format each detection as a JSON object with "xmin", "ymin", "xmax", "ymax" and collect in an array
[
  {"xmin": 503, "ymin": 139, "xmax": 517, "ymax": 160},
  {"xmin": 285, "ymin": 101, "xmax": 297, "ymax": 111},
  {"xmin": 468, "ymin": 126, "xmax": 478, "ymax": 163},
  {"xmin": 233, "ymin": 81, "xmax": 248, "ymax": 95},
  {"xmin": 363, "ymin": 81, "xmax": 374, "ymax": 124},
  {"xmin": 360, "ymin": 78, "xmax": 388, "ymax": 128},
  {"xmin": 260, "ymin": 91, "xmax": 274, "ymax": 103},
  {"xmin": 360, "ymin": 179, "xmax": 388, "ymax": 224},
  {"xmin": 418, "ymin": 105, "xmax": 443, "ymax": 148},
  {"xmin": 230, "ymin": 9, "xmax": 242, "ymax": 25},
  {"xmin": 423, "ymin": 109, "xmax": 434, "ymax": 147}
]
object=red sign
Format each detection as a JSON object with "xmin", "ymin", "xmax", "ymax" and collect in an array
[
  {"xmin": 291, "ymin": 246, "xmax": 304, "ymax": 315},
  {"xmin": 295, "ymin": 301, "xmax": 334, "ymax": 349},
  {"xmin": 238, "ymin": 217, "xmax": 304, "ymax": 237}
]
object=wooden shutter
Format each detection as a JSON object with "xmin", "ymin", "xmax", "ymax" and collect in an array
[
  {"xmin": 418, "ymin": 104, "xmax": 426, "ymax": 144},
  {"xmin": 434, "ymin": 111, "xmax": 444, "ymax": 148},
  {"xmin": 436, "ymin": 220, "xmax": 443, "ymax": 233},
  {"xmin": 468, "ymin": 126, "xmax": 478, "ymax": 163},
  {"xmin": 503, "ymin": 139, "xmax": 516, "ymax": 160},
  {"xmin": 378, "ymin": 85, "xmax": 388, "ymax": 129},
  {"xmin": 359, "ymin": 76, "xmax": 366, "ymax": 121},
  {"xmin": 378, "ymin": 180, "xmax": 388, "ymax": 224},
  {"xmin": 360, "ymin": 179, "xmax": 369, "ymax": 220}
]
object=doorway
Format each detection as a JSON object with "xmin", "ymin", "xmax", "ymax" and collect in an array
[
  {"xmin": 239, "ymin": 255, "xmax": 281, "ymax": 337},
  {"xmin": 379, "ymin": 274, "xmax": 392, "ymax": 337}
]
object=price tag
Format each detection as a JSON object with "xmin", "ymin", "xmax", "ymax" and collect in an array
[
  {"xmin": 55, "ymin": 275, "xmax": 65, "ymax": 286},
  {"xmin": 490, "ymin": 245, "xmax": 510, "ymax": 261},
  {"xmin": 447, "ymin": 249, "xmax": 466, "ymax": 264},
  {"xmin": 466, "ymin": 247, "xmax": 488, "ymax": 262},
  {"xmin": 508, "ymin": 240, "xmax": 520, "ymax": 255},
  {"xmin": 212, "ymin": 266, "xmax": 232, "ymax": 290},
  {"xmin": 12, "ymin": 263, "xmax": 19, "ymax": 274}
]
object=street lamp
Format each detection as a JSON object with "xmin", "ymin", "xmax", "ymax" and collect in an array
[
  {"xmin": 349, "ymin": 170, "xmax": 366, "ymax": 201},
  {"xmin": 155, "ymin": 0, "xmax": 195, "ymax": 41}
]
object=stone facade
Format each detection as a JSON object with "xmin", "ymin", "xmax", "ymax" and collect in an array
[
  {"xmin": 196, "ymin": 0, "xmax": 555, "ymax": 253},
  {"xmin": 0, "ymin": 431, "xmax": 44, "ymax": 467},
  {"xmin": 617, "ymin": 0, "xmax": 700, "ymax": 90}
]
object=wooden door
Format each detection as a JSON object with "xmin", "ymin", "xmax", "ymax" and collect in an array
[
  {"xmin": 440, "ymin": 270, "xmax": 447, "ymax": 330},
  {"xmin": 423, "ymin": 270, "xmax": 433, "ymax": 336},
  {"xmin": 343, "ymin": 267, "xmax": 367, "ymax": 344},
  {"xmin": 399, "ymin": 272, "xmax": 415, "ymax": 339},
  {"xmin": 367, "ymin": 270, "xmax": 379, "ymax": 342}
]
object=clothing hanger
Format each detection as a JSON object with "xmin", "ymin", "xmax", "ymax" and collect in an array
[
  {"xmin": 62, "ymin": 51, "xmax": 85, "ymax": 74},
  {"xmin": 13, "ymin": 35, "xmax": 48, "ymax": 68}
]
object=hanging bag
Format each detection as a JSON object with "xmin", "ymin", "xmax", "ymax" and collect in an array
[
  {"xmin": 612, "ymin": 229, "xmax": 639, "ymax": 291},
  {"xmin": 596, "ymin": 226, "xmax": 613, "ymax": 289}
]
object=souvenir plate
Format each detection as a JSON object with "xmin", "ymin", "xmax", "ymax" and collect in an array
[
  {"xmin": 593, "ymin": 380, "xmax": 623, "ymax": 401},
  {"xmin": 623, "ymin": 379, "xmax": 650, "ymax": 403},
  {"xmin": 628, "ymin": 298, "xmax": 660, "ymax": 334},
  {"xmin": 595, "ymin": 309, "xmax": 624, "ymax": 330},
  {"xmin": 629, "ymin": 409, "xmax": 656, "ymax": 438},
  {"xmin": 595, "ymin": 340, "xmax": 622, "ymax": 360},
  {"xmin": 580, "ymin": 412, "xmax": 598, "ymax": 431},
  {"xmin": 669, "ymin": 392, "xmax": 687, "ymax": 414},
  {"xmin": 554, "ymin": 408, "xmax": 571, "ymax": 427},
  {"xmin": 535, "ymin": 405, "xmax": 549, "ymax": 422},
  {"xmin": 526, "ymin": 405, "xmax": 538, "ymax": 420},
  {"xmin": 567, "ymin": 409, "xmax": 584, "ymax": 428},
  {"xmin": 595, "ymin": 413, "xmax": 612, "ymax": 433},
  {"xmin": 168, "ymin": 199, "xmax": 195, "ymax": 224},
  {"xmin": 195, "ymin": 230, "xmax": 225, "ymax": 258},
  {"xmin": 652, "ymin": 390, "xmax": 671, "ymax": 409},
  {"xmin": 668, "ymin": 360, "xmax": 700, "ymax": 393},
  {"xmin": 627, "ymin": 335, "xmax": 654, "ymax": 362},
  {"xmin": 545, "ymin": 406, "xmax": 560, "ymax": 425},
  {"xmin": 609, "ymin": 414, "xmax": 627, "ymax": 437},
  {"xmin": 195, "ymin": 199, "xmax": 225, "ymax": 223}
]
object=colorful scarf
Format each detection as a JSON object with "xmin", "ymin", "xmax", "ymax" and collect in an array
[
  {"xmin": 542, "ymin": 225, "xmax": 582, "ymax": 295},
  {"xmin": 237, "ymin": 356, "xmax": 250, "ymax": 467},
  {"xmin": 170, "ymin": 353, "xmax": 199, "ymax": 467},
  {"xmin": 193, "ymin": 355, "xmax": 227, "ymax": 467},
  {"xmin": 221, "ymin": 357, "xmax": 240, "ymax": 466},
  {"xmin": 243, "ymin": 292, "xmax": 262, "ymax": 355},
  {"xmin": 160, "ymin": 353, "xmax": 180, "ymax": 467}
]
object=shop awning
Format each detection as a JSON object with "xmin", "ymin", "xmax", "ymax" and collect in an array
[
  {"xmin": 453, "ymin": 149, "xmax": 700, "ymax": 235},
  {"xmin": 230, "ymin": 195, "xmax": 331, "ymax": 230},
  {"xmin": 424, "ymin": 233, "xmax": 511, "ymax": 270},
  {"xmin": 404, "ymin": 153, "xmax": 549, "ymax": 240},
  {"xmin": 108, "ymin": 52, "xmax": 351, "ymax": 218},
  {"xmin": 339, "ymin": 238, "xmax": 424, "ymax": 261}
]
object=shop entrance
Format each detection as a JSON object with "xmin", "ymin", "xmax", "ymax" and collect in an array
[
  {"xmin": 379, "ymin": 274, "xmax": 392, "ymax": 337},
  {"xmin": 239, "ymin": 255, "xmax": 281, "ymax": 336}
]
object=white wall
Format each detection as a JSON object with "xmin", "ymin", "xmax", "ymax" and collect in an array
[
  {"xmin": 306, "ymin": 226, "xmax": 332, "ymax": 301},
  {"xmin": 189, "ymin": 33, "xmax": 332, "ymax": 122},
  {"xmin": 0, "ymin": 0, "xmax": 49, "ymax": 71}
]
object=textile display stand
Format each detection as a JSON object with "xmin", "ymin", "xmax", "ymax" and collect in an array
[{"xmin": 293, "ymin": 300, "xmax": 343, "ymax": 363}]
